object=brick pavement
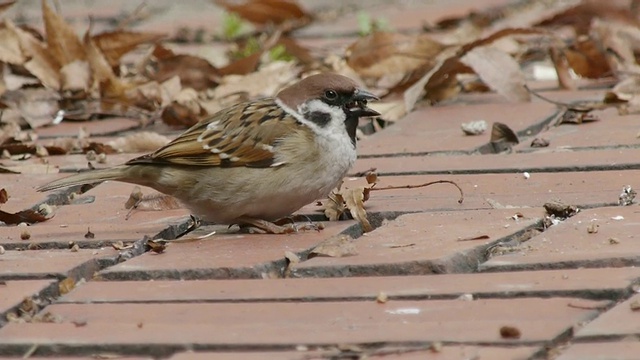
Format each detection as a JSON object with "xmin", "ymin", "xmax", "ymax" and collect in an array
[{"xmin": 2, "ymin": 1, "xmax": 640, "ymax": 359}]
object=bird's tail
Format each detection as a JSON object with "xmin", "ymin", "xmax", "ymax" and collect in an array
[{"xmin": 37, "ymin": 166, "xmax": 128, "ymax": 192}]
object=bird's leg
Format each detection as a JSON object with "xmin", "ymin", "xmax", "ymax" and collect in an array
[
  {"xmin": 236, "ymin": 216, "xmax": 323, "ymax": 234},
  {"xmin": 273, "ymin": 215, "xmax": 324, "ymax": 231}
]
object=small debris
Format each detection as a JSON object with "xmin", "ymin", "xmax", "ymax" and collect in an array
[
  {"xmin": 609, "ymin": 237, "xmax": 620, "ymax": 245},
  {"xmin": 20, "ymin": 229, "xmax": 31, "ymax": 240},
  {"xmin": 308, "ymin": 234, "xmax": 357, "ymax": 258},
  {"xmin": 376, "ymin": 291, "xmax": 388, "ymax": 304},
  {"xmin": 630, "ymin": 300, "xmax": 640, "ymax": 311},
  {"xmin": 429, "ymin": 342, "xmax": 443, "ymax": 353},
  {"xmin": 500, "ymin": 325, "xmax": 521, "ymax": 339},
  {"xmin": 457, "ymin": 293, "xmax": 474, "ymax": 301},
  {"xmin": 27, "ymin": 242, "xmax": 41, "ymax": 250},
  {"xmin": 618, "ymin": 185, "xmax": 636, "ymax": 206},
  {"xmin": 147, "ymin": 239, "xmax": 167, "ymax": 254},
  {"xmin": 111, "ymin": 241, "xmax": 133, "ymax": 250},
  {"xmin": 587, "ymin": 222, "xmax": 599, "ymax": 234},
  {"xmin": 59, "ymin": 277, "xmax": 76, "ymax": 295},
  {"xmin": 461, "ymin": 120, "xmax": 487, "ymax": 135},
  {"xmin": 523, "ymin": 172, "xmax": 530, "ymax": 179},
  {"xmin": 0, "ymin": 245, "xmax": 4, "ymax": 255},
  {"xmin": 365, "ymin": 171, "xmax": 378, "ymax": 184},
  {"xmin": 530, "ymin": 137, "xmax": 550, "ymax": 147},
  {"xmin": 84, "ymin": 228, "xmax": 95, "ymax": 239},
  {"xmin": 96, "ymin": 153, "xmax": 107, "ymax": 164},
  {"xmin": 69, "ymin": 243, "xmax": 79, "ymax": 252},
  {"xmin": 611, "ymin": 216, "xmax": 625, "ymax": 221},
  {"xmin": 457, "ymin": 235, "xmax": 489, "ymax": 242},
  {"xmin": 544, "ymin": 200, "xmax": 578, "ymax": 218},
  {"xmin": 72, "ymin": 319, "xmax": 88, "ymax": 327},
  {"xmin": 85, "ymin": 150, "xmax": 97, "ymax": 161},
  {"xmin": 0, "ymin": 188, "xmax": 8, "ymax": 204}
]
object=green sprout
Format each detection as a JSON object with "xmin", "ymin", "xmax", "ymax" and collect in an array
[
  {"xmin": 221, "ymin": 12, "xmax": 246, "ymax": 40},
  {"xmin": 357, "ymin": 11, "xmax": 391, "ymax": 36},
  {"xmin": 268, "ymin": 44, "xmax": 294, "ymax": 62}
]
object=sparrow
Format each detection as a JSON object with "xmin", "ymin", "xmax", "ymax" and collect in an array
[{"xmin": 39, "ymin": 73, "xmax": 379, "ymax": 234}]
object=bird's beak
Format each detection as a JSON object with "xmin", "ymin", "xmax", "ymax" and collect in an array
[{"xmin": 349, "ymin": 89, "xmax": 380, "ymax": 117}]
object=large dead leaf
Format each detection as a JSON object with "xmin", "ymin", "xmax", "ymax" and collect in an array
[
  {"xmin": 42, "ymin": 0, "xmax": 85, "ymax": 66},
  {"xmin": 213, "ymin": 61, "xmax": 299, "ymax": 99},
  {"xmin": 84, "ymin": 31, "xmax": 126, "ymax": 99},
  {"xmin": 0, "ymin": 208, "xmax": 49, "ymax": 225},
  {"xmin": 460, "ymin": 46, "xmax": 530, "ymax": 102},
  {"xmin": 60, "ymin": 60, "xmax": 91, "ymax": 92},
  {"xmin": 6, "ymin": 20, "xmax": 60, "ymax": 89},
  {"xmin": 0, "ymin": 25, "xmax": 26, "ymax": 64},
  {"xmin": 92, "ymin": 30, "xmax": 164, "ymax": 69},
  {"xmin": 535, "ymin": 2, "xmax": 640, "ymax": 36},
  {"xmin": 347, "ymin": 32, "xmax": 446, "ymax": 81},
  {"xmin": 564, "ymin": 37, "xmax": 612, "ymax": 79}
]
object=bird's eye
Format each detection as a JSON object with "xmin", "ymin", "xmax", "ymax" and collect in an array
[{"xmin": 324, "ymin": 89, "xmax": 338, "ymax": 100}]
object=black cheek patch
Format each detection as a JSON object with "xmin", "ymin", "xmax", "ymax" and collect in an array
[{"xmin": 307, "ymin": 111, "xmax": 331, "ymax": 127}]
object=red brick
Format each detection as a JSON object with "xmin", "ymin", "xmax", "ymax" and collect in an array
[
  {"xmin": 168, "ymin": 346, "xmax": 539, "ymax": 360},
  {"xmin": 290, "ymin": 208, "xmax": 541, "ymax": 277},
  {"xmin": 301, "ymin": 171, "xmax": 634, "ymax": 217},
  {"xmin": 0, "ymin": 298, "xmax": 601, "ymax": 348},
  {"xmin": 0, "ymin": 280, "xmax": 55, "ymax": 313},
  {"xmin": 555, "ymin": 341, "xmax": 640, "ymax": 360},
  {"xmin": 98, "ymin": 219, "xmax": 357, "ymax": 280},
  {"xmin": 59, "ymin": 267, "xmax": 640, "ymax": 304},
  {"xmin": 0, "ymin": 248, "xmax": 116, "ymax": 280},
  {"xmin": 481, "ymin": 206, "xmax": 640, "ymax": 271},
  {"xmin": 357, "ymin": 101, "xmax": 557, "ymax": 156},
  {"xmin": 574, "ymin": 294, "xmax": 640, "ymax": 339},
  {"xmin": 514, "ymin": 107, "xmax": 640, "ymax": 151},
  {"xmin": 353, "ymin": 148, "xmax": 640, "ymax": 176}
]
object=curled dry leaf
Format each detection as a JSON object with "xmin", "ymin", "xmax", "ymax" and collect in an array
[
  {"xmin": 84, "ymin": 31, "xmax": 126, "ymax": 99},
  {"xmin": 146, "ymin": 239, "xmax": 167, "ymax": 254},
  {"xmin": 0, "ymin": 208, "xmax": 49, "ymax": 225},
  {"xmin": 500, "ymin": 325, "xmax": 521, "ymax": 339},
  {"xmin": 342, "ymin": 187, "xmax": 373, "ymax": 232},
  {"xmin": 0, "ymin": 188, "xmax": 7, "ymax": 204},
  {"xmin": 544, "ymin": 200, "xmax": 578, "ymax": 218},
  {"xmin": 308, "ymin": 234, "xmax": 357, "ymax": 258}
]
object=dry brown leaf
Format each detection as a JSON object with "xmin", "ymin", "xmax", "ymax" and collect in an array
[
  {"xmin": 6, "ymin": 20, "xmax": 60, "ymax": 89},
  {"xmin": 146, "ymin": 239, "xmax": 167, "ymax": 254},
  {"xmin": 60, "ymin": 60, "xmax": 91, "ymax": 92},
  {"xmin": 0, "ymin": 1, "xmax": 15, "ymax": 14},
  {"xmin": 549, "ymin": 46, "xmax": 576, "ymax": 90},
  {"xmin": 308, "ymin": 234, "xmax": 357, "ymax": 258},
  {"xmin": 460, "ymin": 46, "xmax": 530, "ymax": 102},
  {"xmin": 107, "ymin": 132, "xmax": 170, "ymax": 153},
  {"xmin": 214, "ymin": 61, "xmax": 300, "ymax": 99},
  {"xmin": 0, "ymin": 188, "xmax": 7, "ymax": 205},
  {"xmin": 161, "ymin": 88, "xmax": 204, "ymax": 128},
  {"xmin": 0, "ymin": 208, "xmax": 49, "ymax": 225},
  {"xmin": 564, "ymin": 37, "xmax": 612, "ymax": 79},
  {"xmin": 347, "ymin": 32, "xmax": 445, "ymax": 80},
  {"xmin": 152, "ymin": 54, "xmax": 220, "ymax": 91},
  {"xmin": 535, "ymin": 2, "xmax": 640, "ymax": 36},
  {"xmin": 42, "ymin": 0, "xmax": 86, "ymax": 65},
  {"xmin": 0, "ymin": 25, "xmax": 26, "ymax": 64},
  {"xmin": 342, "ymin": 187, "xmax": 373, "ymax": 232},
  {"xmin": 92, "ymin": 30, "xmax": 164, "ymax": 69},
  {"xmin": 2, "ymin": 87, "xmax": 61, "ymax": 128},
  {"xmin": 323, "ymin": 192, "xmax": 345, "ymax": 221},
  {"xmin": 58, "ymin": 277, "xmax": 76, "ymax": 295},
  {"xmin": 84, "ymin": 31, "xmax": 126, "ymax": 99},
  {"xmin": 215, "ymin": 0, "xmax": 311, "ymax": 28}
]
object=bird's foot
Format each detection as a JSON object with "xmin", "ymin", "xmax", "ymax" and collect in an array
[{"xmin": 237, "ymin": 216, "xmax": 324, "ymax": 234}]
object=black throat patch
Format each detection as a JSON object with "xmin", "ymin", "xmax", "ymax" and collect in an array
[{"xmin": 344, "ymin": 115, "xmax": 358, "ymax": 147}]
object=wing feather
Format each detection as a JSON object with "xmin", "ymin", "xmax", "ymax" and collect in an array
[{"xmin": 127, "ymin": 99, "xmax": 299, "ymax": 168}]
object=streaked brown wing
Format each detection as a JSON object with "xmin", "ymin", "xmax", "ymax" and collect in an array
[{"xmin": 127, "ymin": 99, "xmax": 299, "ymax": 168}]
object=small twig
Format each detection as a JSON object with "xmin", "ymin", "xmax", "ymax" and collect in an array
[
  {"xmin": 523, "ymin": 85, "xmax": 595, "ymax": 113},
  {"xmin": 22, "ymin": 344, "xmax": 38, "ymax": 359},
  {"xmin": 370, "ymin": 179, "xmax": 464, "ymax": 204}
]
